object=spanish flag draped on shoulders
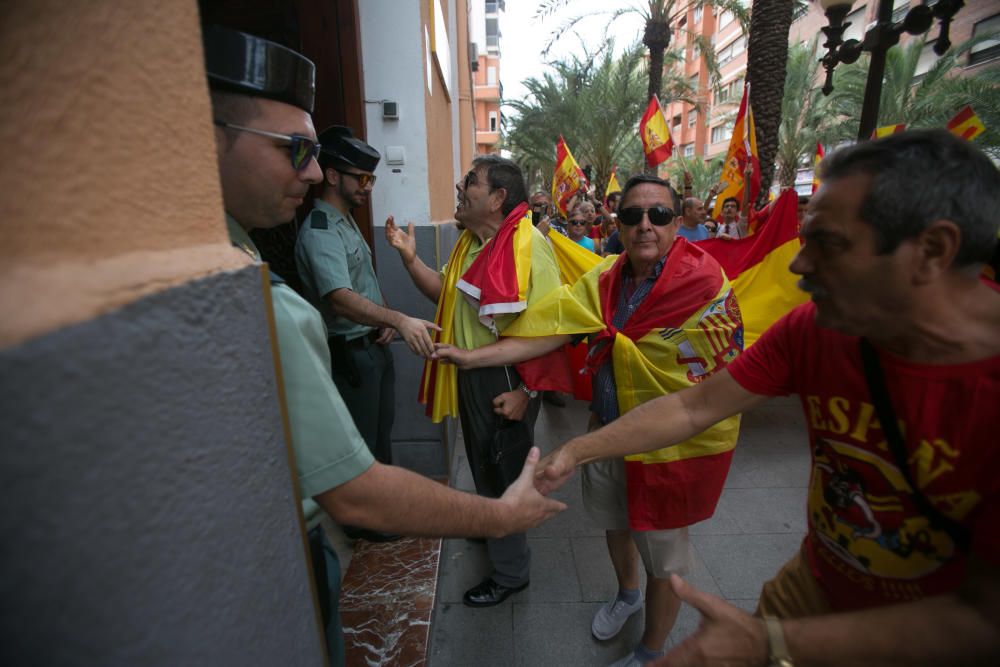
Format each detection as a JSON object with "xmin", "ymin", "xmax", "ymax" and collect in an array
[
  {"xmin": 504, "ymin": 238, "xmax": 743, "ymax": 530},
  {"xmin": 418, "ymin": 202, "xmax": 573, "ymax": 422}
]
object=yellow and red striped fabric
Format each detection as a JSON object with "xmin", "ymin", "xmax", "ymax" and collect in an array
[
  {"xmin": 871, "ymin": 123, "xmax": 907, "ymax": 139},
  {"xmin": 552, "ymin": 136, "xmax": 589, "ymax": 216},
  {"xmin": 697, "ymin": 189, "xmax": 807, "ymax": 347},
  {"xmin": 946, "ymin": 105, "xmax": 985, "ymax": 141},
  {"xmin": 639, "ymin": 95, "xmax": 674, "ymax": 168},
  {"xmin": 812, "ymin": 142, "xmax": 825, "ymax": 194},
  {"xmin": 712, "ymin": 83, "xmax": 760, "ymax": 220}
]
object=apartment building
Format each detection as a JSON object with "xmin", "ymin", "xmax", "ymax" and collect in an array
[{"xmin": 470, "ymin": 0, "xmax": 505, "ymax": 154}]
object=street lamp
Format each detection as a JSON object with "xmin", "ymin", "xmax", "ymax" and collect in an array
[{"xmin": 818, "ymin": 0, "xmax": 966, "ymax": 140}]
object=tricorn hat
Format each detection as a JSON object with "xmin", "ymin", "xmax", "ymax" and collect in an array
[
  {"xmin": 318, "ymin": 125, "xmax": 381, "ymax": 173},
  {"xmin": 203, "ymin": 25, "xmax": 316, "ymax": 113}
]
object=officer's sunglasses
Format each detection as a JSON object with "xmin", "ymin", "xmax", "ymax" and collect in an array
[
  {"xmin": 213, "ymin": 120, "xmax": 321, "ymax": 171},
  {"xmin": 618, "ymin": 206, "xmax": 676, "ymax": 227},
  {"xmin": 335, "ymin": 169, "xmax": 377, "ymax": 189}
]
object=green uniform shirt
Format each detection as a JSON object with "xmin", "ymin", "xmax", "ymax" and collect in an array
[
  {"xmin": 227, "ymin": 215, "xmax": 374, "ymax": 499},
  {"xmin": 451, "ymin": 225, "xmax": 563, "ymax": 350},
  {"xmin": 295, "ymin": 199, "xmax": 383, "ymax": 340}
]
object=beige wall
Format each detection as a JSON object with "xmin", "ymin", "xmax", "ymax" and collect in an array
[
  {"xmin": 0, "ymin": 1, "xmax": 247, "ymax": 349},
  {"xmin": 456, "ymin": 0, "xmax": 476, "ymax": 170},
  {"xmin": 423, "ymin": 0, "xmax": 460, "ymax": 223}
]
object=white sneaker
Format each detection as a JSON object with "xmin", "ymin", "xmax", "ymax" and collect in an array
[
  {"xmin": 608, "ymin": 654, "xmax": 643, "ymax": 667},
  {"xmin": 591, "ymin": 594, "xmax": 643, "ymax": 640}
]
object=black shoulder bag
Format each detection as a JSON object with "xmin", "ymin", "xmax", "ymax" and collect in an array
[{"xmin": 858, "ymin": 338, "xmax": 971, "ymax": 553}]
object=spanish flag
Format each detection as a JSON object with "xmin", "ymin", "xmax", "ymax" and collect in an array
[
  {"xmin": 552, "ymin": 136, "xmax": 589, "ymax": 216},
  {"xmin": 946, "ymin": 105, "xmax": 985, "ymax": 141},
  {"xmin": 504, "ymin": 241, "xmax": 742, "ymax": 530},
  {"xmin": 711, "ymin": 83, "xmax": 760, "ymax": 219},
  {"xmin": 697, "ymin": 189, "xmax": 807, "ymax": 347},
  {"xmin": 871, "ymin": 123, "xmax": 907, "ymax": 139},
  {"xmin": 605, "ymin": 167, "xmax": 622, "ymax": 200},
  {"xmin": 639, "ymin": 95, "xmax": 674, "ymax": 168},
  {"xmin": 812, "ymin": 142, "xmax": 825, "ymax": 194}
]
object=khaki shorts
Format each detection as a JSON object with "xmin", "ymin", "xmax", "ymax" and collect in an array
[
  {"xmin": 581, "ymin": 456, "xmax": 692, "ymax": 579},
  {"xmin": 755, "ymin": 548, "xmax": 832, "ymax": 619}
]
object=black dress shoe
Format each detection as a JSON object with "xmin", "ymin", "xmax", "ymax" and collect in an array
[{"xmin": 462, "ymin": 577, "xmax": 529, "ymax": 607}]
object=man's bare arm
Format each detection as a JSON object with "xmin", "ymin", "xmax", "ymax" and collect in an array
[
  {"xmin": 384, "ymin": 216, "xmax": 443, "ymax": 302},
  {"xmin": 327, "ymin": 288, "xmax": 439, "ymax": 357},
  {"xmin": 314, "ymin": 447, "xmax": 565, "ymax": 538},
  {"xmin": 432, "ymin": 334, "xmax": 573, "ymax": 368},
  {"xmin": 537, "ymin": 370, "xmax": 766, "ymax": 493},
  {"xmin": 660, "ymin": 557, "xmax": 1000, "ymax": 667}
]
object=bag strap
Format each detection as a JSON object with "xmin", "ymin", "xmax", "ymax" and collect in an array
[{"xmin": 858, "ymin": 338, "xmax": 970, "ymax": 552}]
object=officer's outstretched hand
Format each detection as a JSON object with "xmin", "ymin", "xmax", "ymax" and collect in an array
[
  {"xmin": 652, "ymin": 575, "xmax": 769, "ymax": 667},
  {"xmin": 534, "ymin": 445, "xmax": 577, "ymax": 496},
  {"xmin": 396, "ymin": 315, "xmax": 440, "ymax": 358},
  {"xmin": 384, "ymin": 216, "xmax": 416, "ymax": 265},
  {"xmin": 497, "ymin": 447, "xmax": 566, "ymax": 534}
]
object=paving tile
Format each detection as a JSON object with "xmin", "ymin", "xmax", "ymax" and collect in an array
[
  {"xmin": 519, "ymin": 537, "xmax": 583, "ymax": 603},
  {"xmin": 435, "ymin": 537, "xmax": 492, "ymax": 604},
  {"xmin": 571, "ymin": 535, "xmax": 624, "ymax": 603},
  {"xmin": 691, "ymin": 533, "xmax": 804, "ymax": 600},
  {"xmin": 513, "ymin": 603, "xmax": 642, "ymax": 667},
  {"xmin": 716, "ymin": 486, "xmax": 809, "ymax": 535},
  {"xmin": 428, "ymin": 603, "xmax": 513, "ymax": 667},
  {"xmin": 688, "ymin": 498, "xmax": 743, "ymax": 535}
]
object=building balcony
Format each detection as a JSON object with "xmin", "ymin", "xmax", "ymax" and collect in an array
[{"xmin": 477, "ymin": 129, "xmax": 500, "ymax": 147}]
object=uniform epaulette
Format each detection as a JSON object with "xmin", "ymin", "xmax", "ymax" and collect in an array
[{"xmin": 309, "ymin": 210, "xmax": 328, "ymax": 230}]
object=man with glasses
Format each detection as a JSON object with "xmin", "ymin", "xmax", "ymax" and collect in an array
[
  {"xmin": 385, "ymin": 155, "xmax": 569, "ymax": 607},
  {"xmin": 295, "ymin": 127, "xmax": 439, "ymax": 535},
  {"xmin": 204, "ymin": 26, "xmax": 564, "ymax": 665},
  {"xmin": 432, "ymin": 175, "xmax": 743, "ymax": 666}
]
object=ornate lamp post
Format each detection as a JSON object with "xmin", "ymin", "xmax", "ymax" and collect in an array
[{"xmin": 818, "ymin": 0, "xmax": 966, "ymax": 140}]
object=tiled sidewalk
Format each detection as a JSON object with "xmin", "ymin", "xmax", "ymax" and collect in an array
[{"xmin": 428, "ymin": 395, "xmax": 810, "ymax": 666}]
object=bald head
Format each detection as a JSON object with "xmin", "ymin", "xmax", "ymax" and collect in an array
[{"xmin": 682, "ymin": 196, "xmax": 706, "ymax": 227}]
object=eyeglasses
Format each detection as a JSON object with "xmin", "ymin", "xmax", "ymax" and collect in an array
[
  {"xmin": 618, "ymin": 206, "xmax": 676, "ymax": 227},
  {"xmin": 214, "ymin": 120, "xmax": 321, "ymax": 171},
  {"xmin": 462, "ymin": 170, "xmax": 480, "ymax": 191},
  {"xmin": 569, "ymin": 220, "xmax": 587, "ymax": 226},
  {"xmin": 335, "ymin": 168, "xmax": 377, "ymax": 189}
]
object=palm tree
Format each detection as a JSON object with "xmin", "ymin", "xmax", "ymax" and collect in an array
[
  {"xmin": 745, "ymin": 0, "xmax": 795, "ymax": 205},
  {"xmin": 665, "ymin": 154, "xmax": 725, "ymax": 198},
  {"xmin": 504, "ymin": 44, "xmax": 651, "ymax": 193},
  {"xmin": 775, "ymin": 40, "xmax": 833, "ymax": 189},
  {"xmin": 535, "ymin": 1, "xmax": 750, "ymax": 173}
]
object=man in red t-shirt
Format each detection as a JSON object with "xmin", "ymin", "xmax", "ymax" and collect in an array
[{"xmin": 537, "ymin": 129, "xmax": 1000, "ymax": 666}]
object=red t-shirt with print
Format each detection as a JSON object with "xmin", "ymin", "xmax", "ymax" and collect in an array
[{"xmin": 727, "ymin": 299, "xmax": 1000, "ymax": 612}]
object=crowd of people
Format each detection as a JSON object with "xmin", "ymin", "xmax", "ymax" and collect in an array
[{"xmin": 205, "ymin": 24, "xmax": 999, "ymax": 667}]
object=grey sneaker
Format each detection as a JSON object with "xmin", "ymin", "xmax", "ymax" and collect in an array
[{"xmin": 591, "ymin": 594, "xmax": 643, "ymax": 640}]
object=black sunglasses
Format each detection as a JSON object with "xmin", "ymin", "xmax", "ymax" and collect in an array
[
  {"xmin": 618, "ymin": 206, "xmax": 676, "ymax": 227},
  {"xmin": 569, "ymin": 220, "xmax": 587, "ymax": 226},
  {"xmin": 213, "ymin": 120, "xmax": 321, "ymax": 171}
]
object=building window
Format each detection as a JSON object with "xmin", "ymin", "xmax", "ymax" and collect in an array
[
  {"xmin": 487, "ymin": 66, "xmax": 497, "ymax": 86},
  {"xmin": 711, "ymin": 121, "xmax": 734, "ymax": 144},
  {"xmin": 688, "ymin": 109, "xmax": 697, "ymax": 127},
  {"xmin": 844, "ymin": 7, "xmax": 866, "ymax": 43},
  {"xmin": 718, "ymin": 10, "xmax": 733, "ymax": 30},
  {"xmin": 914, "ymin": 40, "xmax": 939, "ymax": 78},
  {"xmin": 715, "ymin": 77, "xmax": 744, "ymax": 105},
  {"xmin": 693, "ymin": 6, "xmax": 703, "ymax": 24},
  {"xmin": 717, "ymin": 36, "xmax": 745, "ymax": 67},
  {"xmin": 684, "ymin": 144, "xmax": 695, "ymax": 157},
  {"xmin": 970, "ymin": 14, "xmax": 1000, "ymax": 65},
  {"xmin": 689, "ymin": 73, "xmax": 699, "ymax": 92},
  {"xmin": 891, "ymin": 0, "xmax": 910, "ymax": 24},
  {"xmin": 489, "ymin": 111, "xmax": 498, "ymax": 133},
  {"xmin": 792, "ymin": 3, "xmax": 808, "ymax": 22}
]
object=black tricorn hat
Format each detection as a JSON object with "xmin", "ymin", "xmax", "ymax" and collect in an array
[
  {"xmin": 203, "ymin": 25, "xmax": 316, "ymax": 113},
  {"xmin": 318, "ymin": 125, "xmax": 381, "ymax": 173}
]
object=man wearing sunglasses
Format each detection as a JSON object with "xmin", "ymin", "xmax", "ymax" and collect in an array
[
  {"xmin": 295, "ymin": 126, "xmax": 439, "ymax": 529},
  {"xmin": 432, "ymin": 175, "xmax": 742, "ymax": 666},
  {"xmin": 568, "ymin": 205, "xmax": 597, "ymax": 253},
  {"xmin": 205, "ymin": 26, "xmax": 564, "ymax": 665}
]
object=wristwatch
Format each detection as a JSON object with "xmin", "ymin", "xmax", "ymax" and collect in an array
[
  {"xmin": 519, "ymin": 383, "xmax": 538, "ymax": 399},
  {"xmin": 763, "ymin": 616, "xmax": 794, "ymax": 667}
]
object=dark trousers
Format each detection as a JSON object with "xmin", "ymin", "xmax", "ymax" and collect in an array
[
  {"xmin": 457, "ymin": 366, "xmax": 540, "ymax": 587},
  {"xmin": 308, "ymin": 526, "xmax": 344, "ymax": 667},
  {"xmin": 329, "ymin": 334, "xmax": 395, "ymax": 464}
]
